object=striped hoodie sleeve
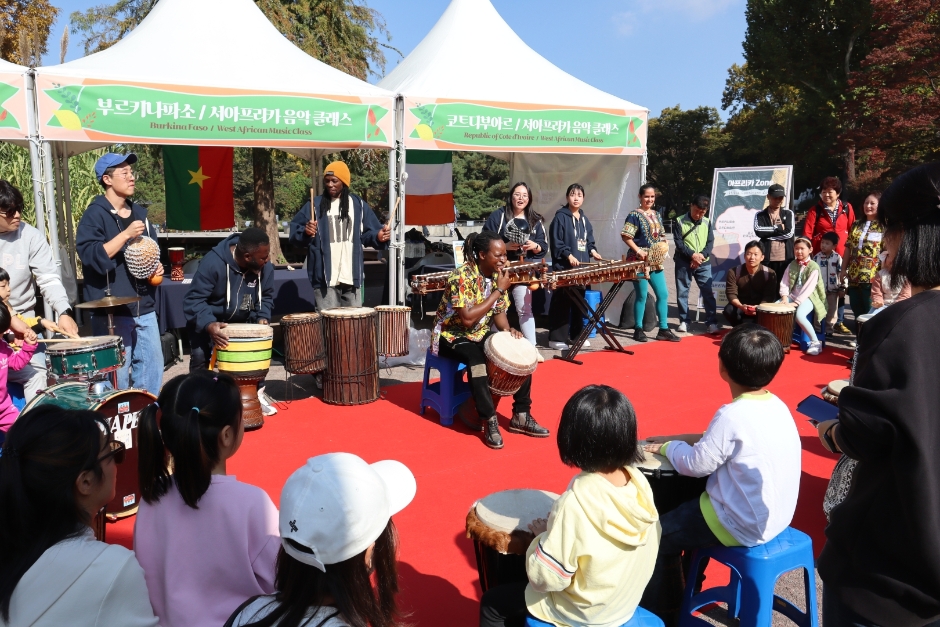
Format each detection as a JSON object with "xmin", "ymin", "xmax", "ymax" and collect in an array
[{"xmin": 526, "ymin": 495, "xmax": 578, "ymax": 593}]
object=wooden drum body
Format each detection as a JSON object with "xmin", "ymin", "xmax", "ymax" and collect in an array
[
  {"xmin": 483, "ymin": 332, "xmax": 538, "ymax": 396},
  {"xmin": 823, "ymin": 379, "xmax": 849, "ymax": 405},
  {"xmin": 281, "ymin": 313, "xmax": 326, "ymax": 375},
  {"xmin": 466, "ymin": 489, "xmax": 559, "ymax": 592},
  {"xmin": 375, "ymin": 305, "xmax": 411, "ymax": 357},
  {"xmin": 217, "ymin": 323, "xmax": 274, "ymax": 430},
  {"xmin": 322, "ymin": 307, "xmax": 380, "ymax": 405},
  {"xmin": 757, "ymin": 303, "xmax": 797, "ymax": 353}
]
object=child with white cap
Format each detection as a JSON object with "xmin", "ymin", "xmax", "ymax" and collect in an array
[{"xmin": 225, "ymin": 452, "xmax": 417, "ymax": 627}]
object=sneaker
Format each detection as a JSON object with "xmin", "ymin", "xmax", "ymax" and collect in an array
[
  {"xmin": 633, "ymin": 329, "xmax": 648, "ymax": 343},
  {"xmin": 834, "ymin": 322, "xmax": 852, "ymax": 334},
  {"xmin": 807, "ymin": 340, "xmax": 822, "ymax": 356},
  {"xmin": 508, "ymin": 412, "xmax": 550, "ymax": 438},
  {"xmin": 848, "ymin": 340, "xmax": 857, "ymax": 348},
  {"xmin": 548, "ymin": 341, "xmax": 569, "ymax": 350},
  {"xmin": 707, "ymin": 323, "xmax": 720, "ymax": 334},
  {"xmin": 581, "ymin": 340, "xmax": 591, "ymax": 348},
  {"xmin": 656, "ymin": 328, "xmax": 681, "ymax": 342},
  {"xmin": 677, "ymin": 322, "xmax": 688, "ymax": 333},
  {"xmin": 484, "ymin": 416, "xmax": 504, "ymax": 449},
  {"xmin": 258, "ymin": 387, "xmax": 278, "ymax": 416}
]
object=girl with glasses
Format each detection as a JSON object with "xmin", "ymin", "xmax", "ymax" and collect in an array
[{"xmin": 0, "ymin": 406, "xmax": 158, "ymax": 626}]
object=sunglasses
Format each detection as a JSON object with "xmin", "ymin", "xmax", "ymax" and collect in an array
[
  {"xmin": 0, "ymin": 207, "xmax": 22, "ymax": 218},
  {"xmin": 98, "ymin": 440, "xmax": 126, "ymax": 465}
]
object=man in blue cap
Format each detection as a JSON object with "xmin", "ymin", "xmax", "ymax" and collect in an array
[{"xmin": 75, "ymin": 152, "xmax": 164, "ymax": 394}]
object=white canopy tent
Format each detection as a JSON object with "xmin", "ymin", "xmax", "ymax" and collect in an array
[
  {"xmin": 379, "ymin": 0, "xmax": 649, "ymax": 320},
  {"xmin": 32, "ymin": 0, "xmax": 405, "ymax": 298}
]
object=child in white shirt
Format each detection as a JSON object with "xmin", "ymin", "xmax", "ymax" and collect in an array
[
  {"xmin": 642, "ymin": 324, "xmax": 802, "ymax": 623},
  {"xmin": 813, "ymin": 231, "xmax": 847, "ymax": 328}
]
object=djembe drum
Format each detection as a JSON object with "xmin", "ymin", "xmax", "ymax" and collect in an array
[
  {"xmin": 757, "ymin": 303, "xmax": 797, "ymax": 353},
  {"xmin": 375, "ymin": 305, "xmax": 411, "ymax": 357},
  {"xmin": 483, "ymin": 331, "xmax": 538, "ymax": 396},
  {"xmin": 216, "ymin": 323, "xmax": 274, "ymax": 430},
  {"xmin": 466, "ymin": 489, "xmax": 559, "ymax": 592},
  {"xmin": 168, "ymin": 247, "xmax": 185, "ymax": 281},
  {"xmin": 281, "ymin": 313, "xmax": 326, "ymax": 375},
  {"xmin": 636, "ymin": 443, "xmax": 709, "ymax": 515},
  {"xmin": 823, "ymin": 379, "xmax": 849, "ymax": 405},
  {"xmin": 321, "ymin": 308, "xmax": 380, "ymax": 405}
]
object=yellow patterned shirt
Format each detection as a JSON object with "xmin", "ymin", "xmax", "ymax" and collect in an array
[{"xmin": 432, "ymin": 262, "xmax": 509, "ymax": 354}]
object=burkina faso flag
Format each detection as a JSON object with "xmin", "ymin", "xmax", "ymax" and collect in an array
[{"xmin": 163, "ymin": 146, "xmax": 235, "ymax": 230}]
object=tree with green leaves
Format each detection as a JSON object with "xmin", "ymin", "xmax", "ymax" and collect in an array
[{"xmin": 452, "ymin": 152, "xmax": 510, "ymax": 220}]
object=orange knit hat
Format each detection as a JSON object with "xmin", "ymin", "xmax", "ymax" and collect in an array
[{"xmin": 324, "ymin": 161, "xmax": 351, "ymax": 188}]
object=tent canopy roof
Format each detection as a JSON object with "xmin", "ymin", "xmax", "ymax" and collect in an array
[
  {"xmin": 379, "ymin": 0, "xmax": 646, "ymax": 113},
  {"xmin": 0, "ymin": 59, "xmax": 26, "ymax": 74},
  {"xmin": 36, "ymin": 0, "xmax": 393, "ymax": 100}
]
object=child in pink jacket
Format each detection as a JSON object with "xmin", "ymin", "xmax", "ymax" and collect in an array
[{"xmin": 0, "ymin": 304, "xmax": 39, "ymax": 432}]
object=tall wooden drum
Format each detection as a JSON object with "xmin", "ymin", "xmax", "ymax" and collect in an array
[
  {"xmin": 375, "ymin": 306, "xmax": 411, "ymax": 357},
  {"xmin": 216, "ymin": 323, "xmax": 274, "ymax": 430},
  {"xmin": 322, "ymin": 308, "xmax": 380, "ymax": 405},
  {"xmin": 483, "ymin": 332, "xmax": 538, "ymax": 396},
  {"xmin": 756, "ymin": 303, "xmax": 797, "ymax": 353},
  {"xmin": 281, "ymin": 312, "xmax": 326, "ymax": 375}
]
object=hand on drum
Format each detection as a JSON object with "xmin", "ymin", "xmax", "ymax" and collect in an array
[
  {"xmin": 207, "ymin": 321, "xmax": 230, "ymax": 349},
  {"xmin": 508, "ymin": 328, "xmax": 524, "ymax": 340},
  {"xmin": 55, "ymin": 314, "xmax": 80, "ymax": 338},
  {"xmin": 643, "ymin": 441, "xmax": 665, "ymax": 455},
  {"xmin": 528, "ymin": 517, "xmax": 548, "ymax": 536},
  {"xmin": 258, "ymin": 319, "xmax": 269, "ymax": 325}
]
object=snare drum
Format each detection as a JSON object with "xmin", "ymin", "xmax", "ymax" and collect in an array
[
  {"xmin": 483, "ymin": 332, "xmax": 538, "ymax": 396},
  {"xmin": 375, "ymin": 306, "xmax": 411, "ymax": 357},
  {"xmin": 22, "ymin": 382, "xmax": 155, "ymax": 518},
  {"xmin": 281, "ymin": 313, "xmax": 326, "ymax": 375},
  {"xmin": 636, "ymin": 444, "xmax": 709, "ymax": 515},
  {"xmin": 216, "ymin": 323, "xmax": 274, "ymax": 430},
  {"xmin": 466, "ymin": 489, "xmax": 559, "ymax": 592},
  {"xmin": 756, "ymin": 303, "xmax": 797, "ymax": 353},
  {"xmin": 823, "ymin": 379, "xmax": 849, "ymax": 405},
  {"xmin": 46, "ymin": 336, "xmax": 125, "ymax": 380},
  {"xmin": 322, "ymin": 308, "xmax": 380, "ymax": 405}
]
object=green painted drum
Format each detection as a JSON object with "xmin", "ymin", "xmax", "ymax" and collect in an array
[
  {"xmin": 45, "ymin": 336, "xmax": 125, "ymax": 379},
  {"xmin": 22, "ymin": 382, "xmax": 155, "ymax": 518},
  {"xmin": 216, "ymin": 324, "xmax": 274, "ymax": 430}
]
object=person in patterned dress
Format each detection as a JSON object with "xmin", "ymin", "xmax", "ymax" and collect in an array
[
  {"xmin": 622, "ymin": 184, "xmax": 680, "ymax": 343},
  {"xmin": 840, "ymin": 192, "xmax": 884, "ymax": 323},
  {"xmin": 431, "ymin": 230, "xmax": 549, "ymax": 450}
]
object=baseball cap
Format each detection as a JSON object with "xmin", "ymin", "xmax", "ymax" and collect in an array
[
  {"xmin": 279, "ymin": 453, "xmax": 416, "ymax": 572},
  {"xmin": 768, "ymin": 183, "xmax": 786, "ymax": 198},
  {"xmin": 95, "ymin": 152, "xmax": 138, "ymax": 182}
]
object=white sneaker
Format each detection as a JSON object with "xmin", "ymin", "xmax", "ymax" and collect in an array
[
  {"xmin": 582, "ymin": 340, "xmax": 591, "ymax": 347},
  {"xmin": 807, "ymin": 340, "xmax": 822, "ymax": 356},
  {"xmin": 677, "ymin": 322, "xmax": 688, "ymax": 333},
  {"xmin": 707, "ymin": 323, "xmax": 720, "ymax": 334},
  {"xmin": 258, "ymin": 387, "xmax": 278, "ymax": 416},
  {"xmin": 549, "ymin": 341, "xmax": 569, "ymax": 350}
]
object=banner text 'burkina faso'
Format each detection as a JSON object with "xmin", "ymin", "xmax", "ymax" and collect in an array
[{"xmin": 164, "ymin": 146, "xmax": 235, "ymax": 230}]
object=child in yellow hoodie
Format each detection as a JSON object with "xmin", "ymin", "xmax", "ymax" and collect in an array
[{"xmin": 479, "ymin": 384, "xmax": 661, "ymax": 627}]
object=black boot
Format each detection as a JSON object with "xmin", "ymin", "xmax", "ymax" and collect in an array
[
  {"xmin": 509, "ymin": 412, "xmax": 550, "ymax": 438},
  {"xmin": 656, "ymin": 328, "xmax": 681, "ymax": 342},
  {"xmin": 484, "ymin": 416, "xmax": 504, "ymax": 449},
  {"xmin": 633, "ymin": 329, "xmax": 649, "ymax": 343}
]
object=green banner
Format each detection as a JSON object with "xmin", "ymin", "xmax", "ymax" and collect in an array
[
  {"xmin": 408, "ymin": 102, "xmax": 643, "ymax": 150},
  {"xmin": 0, "ymin": 82, "xmax": 21, "ymax": 130},
  {"xmin": 42, "ymin": 83, "xmax": 387, "ymax": 144}
]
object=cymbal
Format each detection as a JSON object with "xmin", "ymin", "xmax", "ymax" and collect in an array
[{"xmin": 76, "ymin": 295, "xmax": 142, "ymax": 309}]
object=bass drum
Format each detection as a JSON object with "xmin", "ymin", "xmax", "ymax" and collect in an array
[{"xmin": 22, "ymin": 383, "xmax": 156, "ymax": 518}]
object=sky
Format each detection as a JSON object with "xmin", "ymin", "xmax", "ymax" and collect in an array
[{"xmin": 40, "ymin": 0, "xmax": 747, "ymax": 119}]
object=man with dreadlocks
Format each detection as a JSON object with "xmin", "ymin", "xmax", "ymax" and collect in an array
[{"xmin": 289, "ymin": 161, "xmax": 391, "ymax": 310}]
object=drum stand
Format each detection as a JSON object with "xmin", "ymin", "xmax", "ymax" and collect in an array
[{"xmin": 553, "ymin": 281, "xmax": 634, "ymax": 366}]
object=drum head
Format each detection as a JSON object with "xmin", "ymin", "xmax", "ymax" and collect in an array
[
  {"xmin": 321, "ymin": 307, "xmax": 376, "ymax": 318},
  {"xmin": 281, "ymin": 312, "xmax": 319, "ymax": 323},
  {"xmin": 224, "ymin": 323, "xmax": 274, "ymax": 339},
  {"xmin": 757, "ymin": 302, "xmax": 797, "ymax": 313},
  {"xmin": 484, "ymin": 332, "xmax": 538, "ymax": 375},
  {"xmin": 48, "ymin": 335, "xmax": 121, "ymax": 354},
  {"xmin": 856, "ymin": 313, "xmax": 874, "ymax": 323},
  {"xmin": 375, "ymin": 306, "xmax": 411, "ymax": 312},
  {"xmin": 475, "ymin": 489, "xmax": 559, "ymax": 534},
  {"xmin": 827, "ymin": 379, "xmax": 849, "ymax": 396},
  {"xmin": 636, "ymin": 442, "xmax": 677, "ymax": 474}
]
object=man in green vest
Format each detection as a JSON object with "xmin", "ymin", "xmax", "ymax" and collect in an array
[{"xmin": 673, "ymin": 195, "xmax": 718, "ymax": 334}]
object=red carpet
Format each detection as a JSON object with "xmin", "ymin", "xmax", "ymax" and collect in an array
[{"xmin": 106, "ymin": 335, "xmax": 850, "ymax": 625}]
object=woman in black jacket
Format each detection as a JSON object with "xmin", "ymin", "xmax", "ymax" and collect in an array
[
  {"xmin": 752, "ymin": 184, "xmax": 795, "ymax": 290},
  {"xmin": 815, "ymin": 162, "xmax": 940, "ymax": 627}
]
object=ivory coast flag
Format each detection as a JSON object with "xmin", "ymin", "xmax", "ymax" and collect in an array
[
  {"xmin": 405, "ymin": 150, "xmax": 454, "ymax": 225},
  {"xmin": 163, "ymin": 146, "xmax": 235, "ymax": 230}
]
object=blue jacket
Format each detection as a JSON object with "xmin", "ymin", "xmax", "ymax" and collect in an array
[
  {"xmin": 288, "ymin": 193, "xmax": 388, "ymax": 290},
  {"xmin": 76, "ymin": 195, "xmax": 158, "ymax": 316},
  {"xmin": 182, "ymin": 234, "xmax": 275, "ymax": 333},
  {"xmin": 549, "ymin": 206, "xmax": 597, "ymax": 270},
  {"xmin": 483, "ymin": 207, "xmax": 548, "ymax": 262}
]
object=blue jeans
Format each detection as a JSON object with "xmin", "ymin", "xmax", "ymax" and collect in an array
[
  {"xmin": 675, "ymin": 260, "xmax": 717, "ymax": 325},
  {"xmin": 92, "ymin": 311, "xmax": 163, "ymax": 396}
]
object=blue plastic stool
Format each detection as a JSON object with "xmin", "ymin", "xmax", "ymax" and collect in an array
[
  {"xmin": 420, "ymin": 349, "xmax": 470, "ymax": 426},
  {"xmin": 678, "ymin": 526, "xmax": 818, "ymax": 627},
  {"xmin": 526, "ymin": 606, "xmax": 664, "ymax": 627},
  {"xmin": 580, "ymin": 289, "xmax": 605, "ymax": 339},
  {"xmin": 793, "ymin": 310, "xmax": 827, "ymax": 352}
]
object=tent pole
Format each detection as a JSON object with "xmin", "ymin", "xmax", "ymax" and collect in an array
[
  {"xmin": 387, "ymin": 114, "xmax": 399, "ymax": 305},
  {"xmin": 40, "ymin": 141, "xmax": 62, "ymax": 264},
  {"xmin": 59, "ymin": 143, "xmax": 78, "ymax": 277},
  {"xmin": 640, "ymin": 149, "xmax": 648, "ymax": 185},
  {"xmin": 395, "ymin": 97, "xmax": 407, "ymax": 306},
  {"xmin": 52, "ymin": 143, "xmax": 67, "ymax": 247},
  {"xmin": 24, "ymin": 71, "xmax": 46, "ymax": 239}
]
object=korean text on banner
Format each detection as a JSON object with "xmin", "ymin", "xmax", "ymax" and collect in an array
[
  {"xmin": 709, "ymin": 166, "xmax": 793, "ymax": 306},
  {"xmin": 405, "ymin": 150, "xmax": 454, "ymax": 226}
]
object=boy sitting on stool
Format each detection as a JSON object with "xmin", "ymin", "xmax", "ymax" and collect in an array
[{"xmin": 641, "ymin": 324, "xmax": 802, "ymax": 625}]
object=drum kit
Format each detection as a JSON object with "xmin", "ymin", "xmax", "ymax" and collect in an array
[{"xmin": 756, "ymin": 302, "xmax": 797, "ymax": 353}]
